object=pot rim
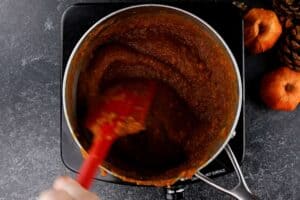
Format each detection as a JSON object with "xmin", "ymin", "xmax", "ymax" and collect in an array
[{"xmin": 63, "ymin": 3, "xmax": 242, "ymax": 184}]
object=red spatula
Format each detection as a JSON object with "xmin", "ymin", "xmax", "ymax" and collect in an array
[{"xmin": 77, "ymin": 80, "xmax": 156, "ymax": 189}]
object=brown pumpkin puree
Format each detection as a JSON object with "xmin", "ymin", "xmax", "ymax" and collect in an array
[{"xmin": 77, "ymin": 9, "xmax": 238, "ymax": 186}]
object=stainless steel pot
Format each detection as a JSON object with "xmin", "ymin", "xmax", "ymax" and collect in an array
[{"xmin": 63, "ymin": 4, "xmax": 257, "ymax": 199}]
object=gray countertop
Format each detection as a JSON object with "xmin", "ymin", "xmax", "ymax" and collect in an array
[{"xmin": 0, "ymin": 0, "xmax": 299, "ymax": 199}]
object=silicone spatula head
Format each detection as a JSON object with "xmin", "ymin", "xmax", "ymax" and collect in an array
[{"xmin": 85, "ymin": 80, "xmax": 157, "ymax": 139}]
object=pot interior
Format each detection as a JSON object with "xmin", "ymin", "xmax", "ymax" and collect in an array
[{"xmin": 64, "ymin": 5, "xmax": 240, "ymax": 186}]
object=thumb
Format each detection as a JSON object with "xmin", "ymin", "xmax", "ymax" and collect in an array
[
  {"xmin": 39, "ymin": 189, "xmax": 73, "ymax": 200},
  {"xmin": 53, "ymin": 176, "xmax": 100, "ymax": 200}
]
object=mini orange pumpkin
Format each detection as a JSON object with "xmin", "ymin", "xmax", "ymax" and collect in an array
[
  {"xmin": 244, "ymin": 8, "xmax": 282, "ymax": 54},
  {"xmin": 261, "ymin": 67, "xmax": 300, "ymax": 111}
]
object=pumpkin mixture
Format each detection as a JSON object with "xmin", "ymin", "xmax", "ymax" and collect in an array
[{"xmin": 76, "ymin": 9, "xmax": 238, "ymax": 186}]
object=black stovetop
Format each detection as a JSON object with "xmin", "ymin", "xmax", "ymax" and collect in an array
[{"xmin": 61, "ymin": 2, "xmax": 245, "ymax": 185}]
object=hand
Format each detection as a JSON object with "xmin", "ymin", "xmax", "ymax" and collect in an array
[{"xmin": 39, "ymin": 176, "xmax": 100, "ymax": 200}]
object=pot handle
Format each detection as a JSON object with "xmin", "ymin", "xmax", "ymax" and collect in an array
[
  {"xmin": 164, "ymin": 185, "xmax": 185, "ymax": 200},
  {"xmin": 195, "ymin": 145, "xmax": 259, "ymax": 200}
]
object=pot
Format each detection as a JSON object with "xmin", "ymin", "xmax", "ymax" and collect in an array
[{"xmin": 63, "ymin": 4, "xmax": 257, "ymax": 199}]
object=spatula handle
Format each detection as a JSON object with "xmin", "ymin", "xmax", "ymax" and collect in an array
[{"xmin": 77, "ymin": 135, "xmax": 114, "ymax": 189}]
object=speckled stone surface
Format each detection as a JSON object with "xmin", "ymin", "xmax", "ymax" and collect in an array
[{"xmin": 0, "ymin": 0, "xmax": 299, "ymax": 199}]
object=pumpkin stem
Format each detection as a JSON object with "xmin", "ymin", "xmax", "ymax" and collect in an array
[{"xmin": 285, "ymin": 83, "xmax": 294, "ymax": 92}]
